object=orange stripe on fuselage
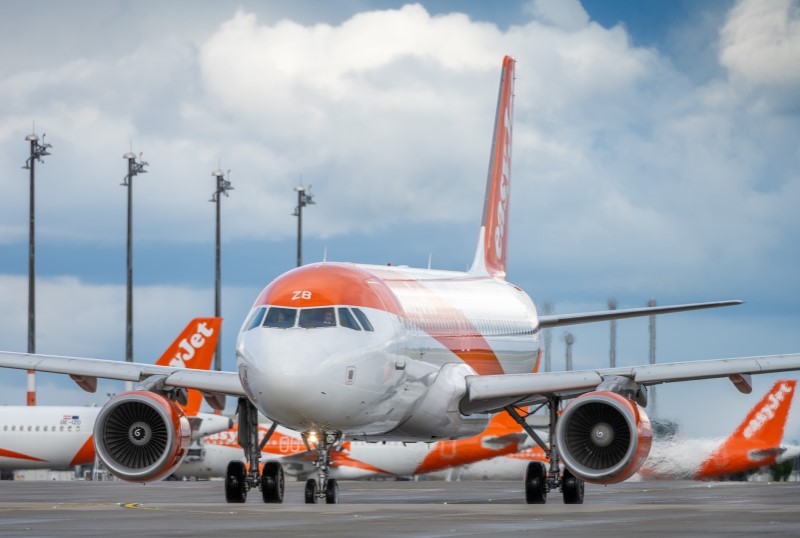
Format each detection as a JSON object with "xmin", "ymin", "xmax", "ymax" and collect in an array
[
  {"xmin": 384, "ymin": 278, "xmax": 505, "ymax": 375},
  {"xmin": 0, "ymin": 447, "xmax": 47, "ymax": 462},
  {"xmin": 69, "ymin": 435, "xmax": 96, "ymax": 466}
]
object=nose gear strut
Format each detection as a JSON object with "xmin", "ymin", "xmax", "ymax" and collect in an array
[
  {"xmin": 224, "ymin": 397, "xmax": 283, "ymax": 503},
  {"xmin": 302, "ymin": 430, "xmax": 342, "ymax": 504}
]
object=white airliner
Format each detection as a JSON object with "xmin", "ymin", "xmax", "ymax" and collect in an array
[
  {"xmin": 0, "ymin": 318, "xmax": 231, "ymax": 472},
  {"xmin": 2, "ymin": 56, "xmax": 800, "ymax": 505}
]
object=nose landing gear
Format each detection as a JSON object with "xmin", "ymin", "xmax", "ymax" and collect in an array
[{"xmin": 302, "ymin": 430, "xmax": 342, "ymax": 504}]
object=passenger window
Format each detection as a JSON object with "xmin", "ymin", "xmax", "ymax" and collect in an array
[
  {"xmin": 246, "ymin": 307, "xmax": 267, "ymax": 330},
  {"xmin": 338, "ymin": 308, "xmax": 361, "ymax": 331},
  {"xmin": 298, "ymin": 307, "xmax": 336, "ymax": 328},
  {"xmin": 352, "ymin": 308, "xmax": 374, "ymax": 332},
  {"xmin": 263, "ymin": 307, "xmax": 297, "ymax": 328}
]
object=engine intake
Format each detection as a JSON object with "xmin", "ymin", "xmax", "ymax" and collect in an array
[
  {"xmin": 555, "ymin": 391, "xmax": 652, "ymax": 484},
  {"xmin": 94, "ymin": 391, "xmax": 191, "ymax": 481}
]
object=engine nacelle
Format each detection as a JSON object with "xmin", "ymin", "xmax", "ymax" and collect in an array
[
  {"xmin": 94, "ymin": 391, "xmax": 192, "ymax": 481},
  {"xmin": 555, "ymin": 391, "xmax": 652, "ymax": 484}
]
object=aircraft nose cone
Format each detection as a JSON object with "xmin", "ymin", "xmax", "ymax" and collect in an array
[{"xmin": 237, "ymin": 330, "xmax": 350, "ymax": 430}]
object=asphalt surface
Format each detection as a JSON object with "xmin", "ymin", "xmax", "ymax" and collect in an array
[{"xmin": 1, "ymin": 479, "xmax": 798, "ymax": 537}]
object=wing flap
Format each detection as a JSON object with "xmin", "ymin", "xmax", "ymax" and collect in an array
[
  {"xmin": 0, "ymin": 351, "xmax": 246, "ymax": 397},
  {"xmin": 462, "ymin": 353, "xmax": 800, "ymax": 414}
]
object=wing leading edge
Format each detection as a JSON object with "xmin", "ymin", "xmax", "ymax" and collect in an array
[
  {"xmin": 538, "ymin": 300, "xmax": 742, "ymax": 329},
  {"xmin": 0, "ymin": 351, "xmax": 246, "ymax": 396},
  {"xmin": 461, "ymin": 353, "xmax": 800, "ymax": 414}
]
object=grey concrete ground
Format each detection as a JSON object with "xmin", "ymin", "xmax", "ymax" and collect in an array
[{"xmin": 0, "ymin": 479, "xmax": 798, "ymax": 537}]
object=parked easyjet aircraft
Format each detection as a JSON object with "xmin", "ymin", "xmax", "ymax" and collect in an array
[
  {"xmin": 176, "ymin": 409, "xmax": 530, "ymax": 483},
  {"xmin": 450, "ymin": 380, "xmax": 799, "ymax": 482},
  {"xmin": 0, "ymin": 318, "xmax": 230, "ymax": 471},
  {"xmin": 2, "ymin": 56, "xmax": 800, "ymax": 505}
]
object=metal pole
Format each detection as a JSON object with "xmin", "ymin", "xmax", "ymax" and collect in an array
[
  {"xmin": 293, "ymin": 185, "xmax": 315, "ymax": 268},
  {"xmin": 608, "ymin": 297, "xmax": 617, "ymax": 368},
  {"xmin": 648, "ymin": 298, "xmax": 657, "ymax": 417},
  {"xmin": 121, "ymin": 152, "xmax": 147, "ymax": 390},
  {"xmin": 23, "ymin": 132, "xmax": 50, "ymax": 406},
  {"xmin": 564, "ymin": 332, "xmax": 575, "ymax": 371},
  {"xmin": 26, "ymin": 136, "xmax": 36, "ymax": 406},
  {"xmin": 125, "ymin": 156, "xmax": 133, "ymax": 373},
  {"xmin": 296, "ymin": 188, "xmax": 303, "ymax": 267},
  {"xmin": 210, "ymin": 169, "xmax": 232, "ymax": 372},
  {"xmin": 541, "ymin": 302, "xmax": 553, "ymax": 372}
]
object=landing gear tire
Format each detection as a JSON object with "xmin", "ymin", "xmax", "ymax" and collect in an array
[
  {"xmin": 562, "ymin": 468, "xmax": 585, "ymax": 504},
  {"xmin": 525, "ymin": 461, "xmax": 547, "ymax": 504},
  {"xmin": 325, "ymin": 478, "xmax": 339, "ymax": 504},
  {"xmin": 305, "ymin": 479, "xmax": 318, "ymax": 504},
  {"xmin": 261, "ymin": 461, "xmax": 285, "ymax": 503},
  {"xmin": 225, "ymin": 460, "xmax": 247, "ymax": 503}
]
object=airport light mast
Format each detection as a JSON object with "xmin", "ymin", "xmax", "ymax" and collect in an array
[
  {"xmin": 292, "ymin": 184, "xmax": 315, "ymax": 267},
  {"xmin": 564, "ymin": 332, "xmax": 575, "ymax": 371},
  {"xmin": 22, "ymin": 130, "xmax": 51, "ymax": 406},
  {"xmin": 210, "ymin": 168, "xmax": 233, "ymax": 372},
  {"xmin": 121, "ymin": 151, "xmax": 148, "ymax": 391},
  {"xmin": 608, "ymin": 297, "xmax": 617, "ymax": 368},
  {"xmin": 541, "ymin": 302, "xmax": 553, "ymax": 372},
  {"xmin": 648, "ymin": 298, "xmax": 657, "ymax": 416}
]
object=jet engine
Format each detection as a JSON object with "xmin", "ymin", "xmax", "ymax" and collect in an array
[
  {"xmin": 94, "ymin": 391, "xmax": 192, "ymax": 481},
  {"xmin": 554, "ymin": 391, "xmax": 652, "ymax": 484}
]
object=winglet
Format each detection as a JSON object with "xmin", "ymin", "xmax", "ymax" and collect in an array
[
  {"xmin": 696, "ymin": 379, "xmax": 796, "ymax": 478},
  {"xmin": 155, "ymin": 317, "xmax": 222, "ymax": 416},
  {"xmin": 469, "ymin": 55, "xmax": 515, "ymax": 279}
]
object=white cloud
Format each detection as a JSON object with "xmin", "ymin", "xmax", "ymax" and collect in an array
[
  {"xmin": 720, "ymin": 0, "xmax": 800, "ymax": 89},
  {"xmin": 523, "ymin": 0, "xmax": 590, "ymax": 31}
]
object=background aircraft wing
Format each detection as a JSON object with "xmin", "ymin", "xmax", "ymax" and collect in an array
[
  {"xmin": 0, "ymin": 351, "xmax": 246, "ymax": 396},
  {"xmin": 538, "ymin": 300, "xmax": 741, "ymax": 329},
  {"xmin": 461, "ymin": 353, "xmax": 800, "ymax": 414}
]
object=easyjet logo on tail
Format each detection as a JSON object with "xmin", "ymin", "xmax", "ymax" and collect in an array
[
  {"xmin": 493, "ymin": 102, "xmax": 512, "ymax": 263},
  {"xmin": 743, "ymin": 381, "xmax": 793, "ymax": 439},
  {"xmin": 156, "ymin": 318, "xmax": 221, "ymax": 370}
]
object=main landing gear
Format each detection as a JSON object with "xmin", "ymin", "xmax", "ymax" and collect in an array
[
  {"xmin": 505, "ymin": 397, "xmax": 585, "ymax": 505},
  {"xmin": 301, "ymin": 430, "xmax": 342, "ymax": 504},
  {"xmin": 225, "ymin": 398, "xmax": 284, "ymax": 504}
]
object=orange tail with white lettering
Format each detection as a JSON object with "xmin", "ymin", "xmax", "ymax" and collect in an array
[
  {"xmin": 469, "ymin": 55, "xmax": 515, "ymax": 279},
  {"xmin": 155, "ymin": 317, "xmax": 222, "ymax": 416},
  {"xmin": 696, "ymin": 379, "xmax": 796, "ymax": 478}
]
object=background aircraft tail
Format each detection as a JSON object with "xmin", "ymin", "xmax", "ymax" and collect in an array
[
  {"xmin": 155, "ymin": 317, "xmax": 222, "ymax": 416},
  {"xmin": 468, "ymin": 55, "xmax": 515, "ymax": 279},
  {"xmin": 696, "ymin": 379, "xmax": 795, "ymax": 477}
]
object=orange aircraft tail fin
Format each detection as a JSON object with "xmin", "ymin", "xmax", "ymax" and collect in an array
[
  {"xmin": 155, "ymin": 317, "xmax": 222, "ymax": 416},
  {"xmin": 486, "ymin": 407, "xmax": 526, "ymax": 434},
  {"xmin": 696, "ymin": 379, "xmax": 795, "ymax": 477},
  {"xmin": 468, "ymin": 55, "xmax": 515, "ymax": 279}
]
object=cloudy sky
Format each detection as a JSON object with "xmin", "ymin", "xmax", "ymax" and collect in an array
[{"xmin": 1, "ymin": 0, "xmax": 798, "ymax": 440}]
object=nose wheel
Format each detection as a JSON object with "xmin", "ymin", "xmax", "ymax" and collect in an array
[{"xmin": 302, "ymin": 430, "xmax": 342, "ymax": 504}]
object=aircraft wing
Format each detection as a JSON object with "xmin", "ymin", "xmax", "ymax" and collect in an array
[
  {"xmin": 0, "ymin": 351, "xmax": 246, "ymax": 396},
  {"xmin": 461, "ymin": 353, "xmax": 800, "ymax": 414},
  {"xmin": 538, "ymin": 300, "xmax": 741, "ymax": 329}
]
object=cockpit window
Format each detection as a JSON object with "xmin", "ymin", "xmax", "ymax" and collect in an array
[
  {"xmin": 352, "ymin": 308, "xmax": 374, "ymax": 332},
  {"xmin": 246, "ymin": 307, "xmax": 267, "ymax": 330},
  {"xmin": 298, "ymin": 307, "xmax": 336, "ymax": 328},
  {"xmin": 263, "ymin": 307, "xmax": 297, "ymax": 328},
  {"xmin": 338, "ymin": 308, "xmax": 361, "ymax": 331}
]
